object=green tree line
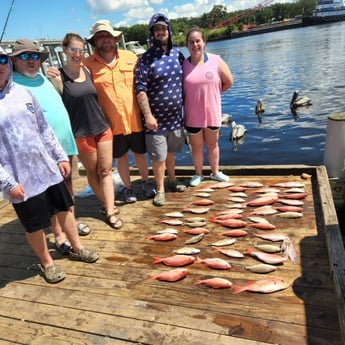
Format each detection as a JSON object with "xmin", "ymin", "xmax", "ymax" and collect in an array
[{"xmin": 118, "ymin": 0, "xmax": 316, "ymax": 47}]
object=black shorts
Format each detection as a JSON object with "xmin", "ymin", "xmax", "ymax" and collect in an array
[
  {"xmin": 12, "ymin": 182, "xmax": 74, "ymax": 233},
  {"xmin": 113, "ymin": 131, "xmax": 146, "ymax": 158},
  {"xmin": 185, "ymin": 126, "xmax": 220, "ymax": 134}
]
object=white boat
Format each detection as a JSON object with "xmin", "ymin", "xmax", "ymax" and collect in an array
[
  {"xmin": 303, "ymin": 0, "xmax": 345, "ymax": 24},
  {"xmin": 125, "ymin": 41, "xmax": 146, "ymax": 56}
]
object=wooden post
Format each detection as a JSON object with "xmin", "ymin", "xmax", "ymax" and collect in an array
[{"xmin": 323, "ymin": 113, "xmax": 345, "ymax": 178}]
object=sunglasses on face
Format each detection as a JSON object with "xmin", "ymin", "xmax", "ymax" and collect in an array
[
  {"xmin": 95, "ymin": 33, "xmax": 113, "ymax": 40},
  {"xmin": 68, "ymin": 47, "xmax": 86, "ymax": 54},
  {"xmin": 0, "ymin": 55, "xmax": 9, "ymax": 65},
  {"xmin": 18, "ymin": 52, "xmax": 40, "ymax": 61}
]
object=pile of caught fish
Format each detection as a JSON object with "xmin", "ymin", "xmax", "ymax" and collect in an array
[{"xmin": 146, "ymin": 178, "xmax": 309, "ymax": 294}]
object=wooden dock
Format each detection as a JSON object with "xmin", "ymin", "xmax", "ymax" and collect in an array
[{"xmin": 0, "ymin": 165, "xmax": 344, "ymax": 344}]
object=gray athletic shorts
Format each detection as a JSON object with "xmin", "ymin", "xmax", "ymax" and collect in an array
[{"xmin": 145, "ymin": 128, "xmax": 185, "ymax": 161}]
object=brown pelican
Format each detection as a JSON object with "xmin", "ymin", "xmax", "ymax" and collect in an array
[
  {"xmin": 290, "ymin": 90, "xmax": 312, "ymax": 109},
  {"xmin": 255, "ymin": 99, "xmax": 265, "ymax": 123}
]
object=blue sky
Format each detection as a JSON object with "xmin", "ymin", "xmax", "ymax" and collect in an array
[{"xmin": 1, "ymin": 0, "xmax": 291, "ymax": 41}]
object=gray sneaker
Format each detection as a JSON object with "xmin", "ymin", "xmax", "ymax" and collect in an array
[
  {"xmin": 142, "ymin": 181, "xmax": 156, "ymax": 198},
  {"xmin": 124, "ymin": 188, "xmax": 137, "ymax": 203},
  {"xmin": 153, "ymin": 192, "xmax": 165, "ymax": 206},
  {"xmin": 168, "ymin": 180, "xmax": 187, "ymax": 192},
  {"xmin": 69, "ymin": 247, "xmax": 99, "ymax": 263}
]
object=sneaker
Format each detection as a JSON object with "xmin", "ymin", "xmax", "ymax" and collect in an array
[
  {"xmin": 189, "ymin": 175, "xmax": 204, "ymax": 187},
  {"xmin": 153, "ymin": 192, "xmax": 165, "ymax": 206},
  {"xmin": 210, "ymin": 171, "xmax": 229, "ymax": 182},
  {"xmin": 69, "ymin": 247, "xmax": 99, "ymax": 263},
  {"xmin": 142, "ymin": 181, "xmax": 156, "ymax": 198},
  {"xmin": 124, "ymin": 188, "xmax": 137, "ymax": 203},
  {"xmin": 168, "ymin": 180, "xmax": 187, "ymax": 192},
  {"xmin": 40, "ymin": 264, "xmax": 66, "ymax": 284}
]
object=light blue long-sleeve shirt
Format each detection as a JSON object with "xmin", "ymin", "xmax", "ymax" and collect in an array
[{"xmin": 0, "ymin": 80, "xmax": 68, "ymax": 204}]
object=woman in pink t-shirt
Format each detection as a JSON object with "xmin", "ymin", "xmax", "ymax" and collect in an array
[{"xmin": 183, "ymin": 27, "xmax": 234, "ymax": 187}]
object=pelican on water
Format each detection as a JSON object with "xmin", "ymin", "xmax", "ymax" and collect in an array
[{"xmin": 290, "ymin": 90, "xmax": 312, "ymax": 109}]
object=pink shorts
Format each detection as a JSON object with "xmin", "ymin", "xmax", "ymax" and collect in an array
[{"xmin": 75, "ymin": 128, "xmax": 113, "ymax": 153}]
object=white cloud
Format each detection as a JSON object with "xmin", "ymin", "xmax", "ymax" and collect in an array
[{"xmin": 86, "ymin": 0, "xmax": 149, "ymax": 15}]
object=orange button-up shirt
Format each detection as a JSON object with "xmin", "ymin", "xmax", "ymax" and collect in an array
[{"xmin": 83, "ymin": 49, "xmax": 143, "ymax": 136}]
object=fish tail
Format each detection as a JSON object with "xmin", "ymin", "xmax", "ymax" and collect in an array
[
  {"xmin": 194, "ymin": 279, "xmax": 202, "ymax": 285},
  {"xmin": 243, "ymin": 246, "xmax": 253, "ymax": 255},
  {"xmin": 147, "ymin": 274, "xmax": 157, "ymax": 280},
  {"xmin": 152, "ymin": 257, "xmax": 162, "ymax": 264},
  {"xmin": 231, "ymin": 285, "xmax": 246, "ymax": 294},
  {"xmin": 209, "ymin": 216, "xmax": 217, "ymax": 223},
  {"xmin": 195, "ymin": 256, "xmax": 202, "ymax": 263}
]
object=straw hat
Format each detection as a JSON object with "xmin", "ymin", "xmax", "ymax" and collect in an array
[
  {"xmin": 10, "ymin": 38, "xmax": 49, "ymax": 62},
  {"xmin": 87, "ymin": 20, "xmax": 122, "ymax": 46}
]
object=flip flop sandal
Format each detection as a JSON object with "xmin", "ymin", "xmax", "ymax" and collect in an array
[
  {"xmin": 100, "ymin": 206, "xmax": 120, "ymax": 215},
  {"xmin": 106, "ymin": 213, "xmax": 123, "ymax": 230},
  {"xmin": 77, "ymin": 222, "xmax": 91, "ymax": 236},
  {"xmin": 39, "ymin": 264, "xmax": 66, "ymax": 284},
  {"xmin": 55, "ymin": 240, "xmax": 72, "ymax": 255}
]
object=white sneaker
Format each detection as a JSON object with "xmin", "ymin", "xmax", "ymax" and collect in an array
[
  {"xmin": 189, "ymin": 175, "xmax": 204, "ymax": 187},
  {"xmin": 210, "ymin": 172, "xmax": 229, "ymax": 182}
]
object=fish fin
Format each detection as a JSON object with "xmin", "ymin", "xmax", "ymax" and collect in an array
[
  {"xmin": 209, "ymin": 216, "xmax": 217, "ymax": 223},
  {"xmin": 194, "ymin": 279, "xmax": 202, "ymax": 285},
  {"xmin": 147, "ymin": 274, "xmax": 157, "ymax": 280},
  {"xmin": 243, "ymin": 246, "xmax": 253, "ymax": 255}
]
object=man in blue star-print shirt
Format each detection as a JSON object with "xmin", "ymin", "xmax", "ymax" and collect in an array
[{"xmin": 135, "ymin": 13, "xmax": 187, "ymax": 207}]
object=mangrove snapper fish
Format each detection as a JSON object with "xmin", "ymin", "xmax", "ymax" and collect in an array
[
  {"xmin": 210, "ymin": 238, "xmax": 237, "ymax": 247},
  {"xmin": 184, "ymin": 233, "xmax": 205, "ymax": 245},
  {"xmin": 277, "ymin": 198, "xmax": 304, "ymax": 206},
  {"xmin": 147, "ymin": 268, "xmax": 189, "ymax": 282},
  {"xmin": 196, "ymin": 187, "xmax": 215, "ymax": 193},
  {"xmin": 216, "ymin": 248, "xmax": 244, "ymax": 258},
  {"xmin": 254, "ymin": 243, "xmax": 281, "ymax": 253},
  {"xmin": 146, "ymin": 233, "xmax": 177, "ymax": 241},
  {"xmin": 225, "ymin": 203, "xmax": 246, "ymax": 209},
  {"xmin": 244, "ymin": 263, "xmax": 277, "ymax": 274},
  {"xmin": 252, "ymin": 232, "xmax": 288, "ymax": 242},
  {"xmin": 153, "ymin": 255, "xmax": 196, "ymax": 267},
  {"xmin": 158, "ymin": 219, "xmax": 184, "ymax": 226},
  {"xmin": 243, "ymin": 246, "xmax": 288, "ymax": 265},
  {"xmin": 231, "ymin": 278, "xmax": 289, "ymax": 294},
  {"xmin": 182, "ymin": 207, "xmax": 210, "ymax": 214},
  {"xmin": 248, "ymin": 205, "xmax": 278, "ymax": 215},
  {"xmin": 156, "ymin": 228, "xmax": 179, "ymax": 235},
  {"xmin": 173, "ymin": 247, "xmax": 201, "ymax": 255},
  {"xmin": 209, "ymin": 181, "xmax": 234, "ymax": 189},
  {"xmin": 277, "ymin": 212, "xmax": 303, "ymax": 219},
  {"xmin": 246, "ymin": 216, "xmax": 269, "ymax": 224},
  {"xmin": 270, "ymin": 182, "xmax": 305, "ymax": 188},
  {"xmin": 163, "ymin": 211, "xmax": 184, "ymax": 218},
  {"xmin": 185, "ymin": 221, "xmax": 207, "ymax": 228},
  {"xmin": 181, "ymin": 227, "xmax": 210, "ymax": 235},
  {"xmin": 212, "ymin": 218, "xmax": 247, "ymax": 228},
  {"xmin": 184, "ymin": 216, "xmax": 205, "ymax": 222},
  {"xmin": 220, "ymin": 229, "xmax": 248, "ymax": 237},
  {"xmin": 193, "ymin": 192, "xmax": 211, "ymax": 198},
  {"xmin": 194, "ymin": 277, "xmax": 233, "ymax": 289},
  {"xmin": 190, "ymin": 199, "xmax": 215, "ymax": 206},
  {"xmin": 283, "ymin": 188, "xmax": 306, "ymax": 193},
  {"xmin": 255, "ymin": 187, "xmax": 280, "ymax": 194},
  {"xmin": 229, "ymin": 192, "xmax": 248, "ymax": 198},
  {"xmin": 227, "ymin": 196, "xmax": 246, "ymax": 203},
  {"xmin": 239, "ymin": 181, "xmax": 264, "ymax": 188},
  {"xmin": 196, "ymin": 257, "xmax": 231, "ymax": 270}
]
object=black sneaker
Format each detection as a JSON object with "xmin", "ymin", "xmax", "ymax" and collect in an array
[
  {"xmin": 142, "ymin": 181, "xmax": 156, "ymax": 197},
  {"xmin": 124, "ymin": 188, "xmax": 137, "ymax": 203}
]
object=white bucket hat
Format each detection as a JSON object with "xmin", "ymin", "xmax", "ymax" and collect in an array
[{"xmin": 87, "ymin": 20, "xmax": 122, "ymax": 46}]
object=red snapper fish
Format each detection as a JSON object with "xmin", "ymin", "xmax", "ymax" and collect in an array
[
  {"xmin": 220, "ymin": 229, "xmax": 248, "ymax": 237},
  {"xmin": 210, "ymin": 214, "xmax": 243, "ymax": 222},
  {"xmin": 147, "ymin": 268, "xmax": 189, "ymax": 282},
  {"xmin": 190, "ymin": 199, "xmax": 215, "ymax": 206},
  {"xmin": 146, "ymin": 233, "xmax": 177, "ymax": 241},
  {"xmin": 248, "ymin": 205, "xmax": 278, "ymax": 215},
  {"xmin": 195, "ymin": 257, "xmax": 231, "ymax": 270},
  {"xmin": 245, "ymin": 196, "xmax": 279, "ymax": 207},
  {"xmin": 243, "ymin": 246, "xmax": 288, "ymax": 265},
  {"xmin": 231, "ymin": 278, "xmax": 289, "ymax": 294},
  {"xmin": 195, "ymin": 277, "xmax": 233, "ymax": 289},
  {"xmin": 228, "ymin": 186, "xmax": 247, "ymax": 192},
  {"xmin": 273, "ymin": 205, "xmax": 303, "ymax": 213},
  {"xmin": 181, "ymin": 227, "xmax": 210, "ymax": 235},
  {"xmin": 277, "ymin": 193, "xmax": 308, "ymax": 200},
  {"xmin": 153, "ymin": 255, "xmax": 196, "ymax": 267},
  {"xmin": 211, "ymin": 218, "xmax": 247, "ymax": 228}
]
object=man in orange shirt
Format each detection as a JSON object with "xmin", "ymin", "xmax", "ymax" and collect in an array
[{"xmin": 83, "ymin": 20, "xmax": 155, "ymax": 203}]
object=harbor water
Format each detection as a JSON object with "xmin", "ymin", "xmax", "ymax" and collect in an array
[{"xmin": 174, "ymin": 22, "xmax": 345, "ymax": 167}]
